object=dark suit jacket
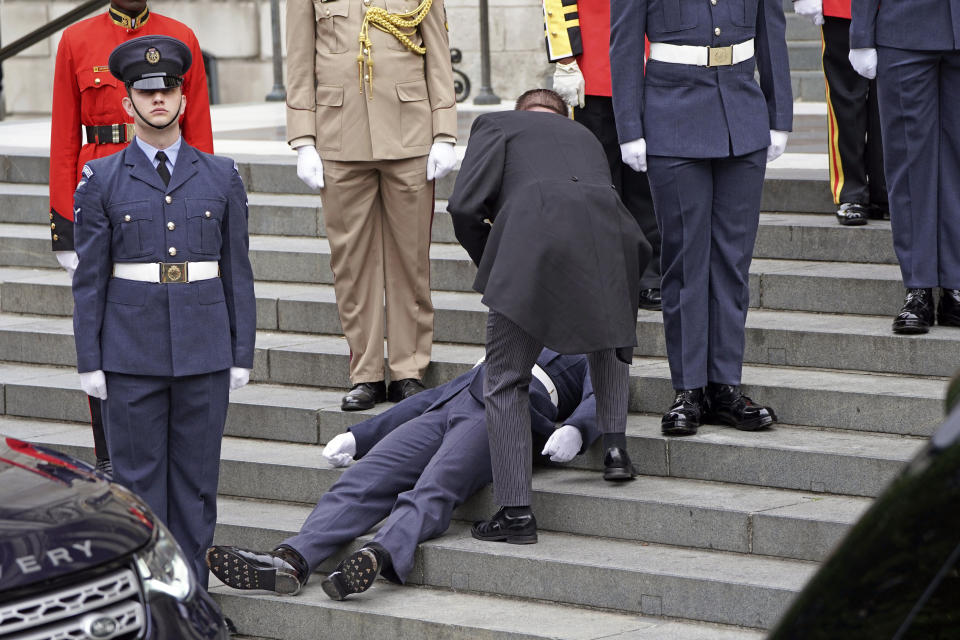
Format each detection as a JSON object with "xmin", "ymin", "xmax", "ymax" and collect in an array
[
  {"xmin": 447, "ymin": 111, "xmax": 647, "ymax": 360},
  {"xmin": 72, "ymin": 141, "xmax": 256, "ymax": 377},
  {"xmin": 348, "ymin": 349, "xmax": 602, "ymax": 458},
  {"xmin": 610, "ymin": 0, "xmax": 793, "ymax": 157},
  {"xmin": 850, "ymin": 0, "xmax": 960, "ymax": 51}
]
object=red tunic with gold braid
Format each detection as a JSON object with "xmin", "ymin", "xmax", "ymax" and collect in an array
[
  {"xmin": 48, "ymin": 6, "xmax": 213, "ymax": 250},
  {"xmin": 542, "ymin": 0, "xmax": 647, "ymax": 98}
]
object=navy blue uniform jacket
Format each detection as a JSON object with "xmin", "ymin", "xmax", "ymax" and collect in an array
[
  {"xmin": 72, "ymin": 141, "xmax": 256, "ymax": 376},
  {"xmin": 610, "ymin": 0, "xmax": 793, "ymax": 157},
  {"xmin": 850, "ymin": 0, "xmax": 960, "ymax": 50},
  {"xmin": 347, "ymin": 350, "xmax": 602, "ymax": 458}
]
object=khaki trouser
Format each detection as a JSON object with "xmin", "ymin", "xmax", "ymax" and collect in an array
[{"xmin": 321, "ymin": 156, "xmax": 434, "ymax": 384}]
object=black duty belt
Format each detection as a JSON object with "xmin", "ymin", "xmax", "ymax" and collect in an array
[{"xmin": 85, "ymin": 123, "xmax": 135, "ymax": 145}]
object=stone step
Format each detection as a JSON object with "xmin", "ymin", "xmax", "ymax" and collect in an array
[
  {"xmin": 0, "ymin": 406, "xmax": 870, "ymax": 560},
  {"xmin": 0, "ymin": 226, "xmax": 908, "ymax": 318},
  {"xmin": 791, "ymin": 70, "xmax": 827, "ymax": 103},
  {"xmin": 3, "ymin": 265, "xmax": 953, "ymax": 377},
  {"xmin": 0, "ymin": 318, "xmax": 945, "ymax": 436},
  {"xmin": 0, "ymin": 147, "xmax": 836, "ymax": 214},
  {"xmin": 0, "ymin": 415, "xmax": 814, "ymax": 629},
  {"xmin": 788, "ymin": 40, "xmax": 823, "ymax": 72},
  {"xmin": 212, "ymin": 581, "xmax": 765, "ymax": 640},
  {"xmin": 2, "ymin": 393, "xmax": 919, "ymax": 503}
]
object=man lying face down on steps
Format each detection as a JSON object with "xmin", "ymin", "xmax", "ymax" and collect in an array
[{"xmin": 207, "ymin": 349, "xmax": 601, "ymax": 600}]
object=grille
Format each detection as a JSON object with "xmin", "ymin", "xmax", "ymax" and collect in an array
[{"xmin": 0, "ymin": 568, "xmax": 144, "ymax": 639}]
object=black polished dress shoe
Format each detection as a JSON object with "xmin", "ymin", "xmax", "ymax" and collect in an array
[
  {"xmin": 703, "ymin": 383, "xmax": 776, "ymax": 431},
  {"xmin": 321, "ymin": 543, "xmax": 390, "ymax": 601},
  {"xmin": 341, "ymin": 381, "xmax": 387, "ymax": 411},
  {"xmin": 892, "ymin": 288, "xmax": 934, "ymax": 334},
  {"xmin": 938, "ymin": 289, "xmax": 960, "ymax": 327},
  {"xmin": 602, "ymin": 447, "xmax": 636, "ymax": 481},
  {"xmin": 661, "ymin": 388, "xmax": 704, "ymax": 436},
  {"xmin": 387, "ymin": 378, "xmax": 426, "ymax": 403},
  {"xmin": 868, "ymin": 204, "xmax": 890, "ymax": 220},
  {"xmin": 836, "ymin": 202, "xmax": 869, "ymax": 226},
  {"xmin": 206, "ymin": 545, "xmax": 308, "ymax": 595},
  {"xmin": 638, "ymin": 288, "xmax": 662, "ymax": 311},
  {"xmin": 471, "ymin": 506, "xmax": 538, "ymax": 544}
]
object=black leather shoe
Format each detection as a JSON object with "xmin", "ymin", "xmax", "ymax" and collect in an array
[
  {"xmin": 638, "ymin": 288, "xmax": 662, "ymax": 311},
  {"xmin": 471, "ymin": 506, "xmax": 538, "ymax": 544},
  {"xmin": 893, "ymin": 288, "xmax": 934, "ymax": 334},
  {"xmin": 341, "ymin": 381, "xmax": 387, "ymax": 411},
  {"xmin": 661, "ymin": 389, "xmax": 704, "ymax": 436},
  {"xmin": 387, "ymin": 378, "xmax": 426, "ymax": 403},
  {"xmin": 704, "ymin": 383, "xmax": 776, "ymax": 431},
  {"xmin": 206, "ymin": 545, "xmax": 308, "ymax": 595},
  {"xmin": 836, "ymin": 202, "xmax": 869, "ymax": 226},
  {"xmin": 938, "ymin": 289, "xmax": 960, "ymax": 327},
  {"xmin": 602, "ymin": 447, "xmax": 636, "ymax": 481},
  {"xmin": 321, "ymin": 543, "xmax": 389, "ymax": 601}
]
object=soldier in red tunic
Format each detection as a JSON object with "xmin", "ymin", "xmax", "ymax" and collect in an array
[
  {"xmin": 49, "ymin": 0, "xmax": 213, "ymax": 472},
  {"xmin": 542, "ymin": 0, "xmax": 662, "ymax": 311},
  {"xmin": 793, "ymin": 0, "xmax": 887, "ymax": 225}
]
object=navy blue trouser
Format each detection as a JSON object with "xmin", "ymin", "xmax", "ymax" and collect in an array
[
  {"xmin": 646, "ymin": 149, "xmax": 766, "ymax": 390},
  {"xmin": 103, "ymin": 369, "xmax": 229, "ymax": 589},
  {"xmin": 877, "ymin": 46, "xmax": 960, "ymax": 288},
  {"xmin": 283, "ymin": 389, "xmax": 493, "ymax": 583}
]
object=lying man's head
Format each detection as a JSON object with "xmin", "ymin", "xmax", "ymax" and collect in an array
[{"xmin": 515, "ymin": 88, "xmax": 567, "ymax": 115}]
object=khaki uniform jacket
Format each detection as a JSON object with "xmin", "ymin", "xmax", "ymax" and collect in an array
[{"xmin": 286, "ymin": 0, "xmax": 457, "ymax": 161}]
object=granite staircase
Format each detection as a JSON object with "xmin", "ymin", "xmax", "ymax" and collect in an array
[{"xmin": 0, "ymin": 142, "xmax": 946, "ymax": 639}]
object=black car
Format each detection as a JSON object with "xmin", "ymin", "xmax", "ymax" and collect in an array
[{"xmin": 0, "ymin": 436, "xmax": 228, "ymax": 640}]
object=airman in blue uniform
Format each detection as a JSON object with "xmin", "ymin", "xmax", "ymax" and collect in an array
[
  {"xmin": 610, "ymin": 0, "xmax": 793, "ymax": 435},
  {"xmin": 71, "ymin": 35, "xmax": 256, "ymax": 587},
  {"xmin": 850, "ymin": 0, "xmax": 960, "ymax": 334}
]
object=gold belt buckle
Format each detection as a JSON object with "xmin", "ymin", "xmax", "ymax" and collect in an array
[
  {"xmin": 707, "ymin": 45, "xmax": 733, "ymax": 67},
  {"xmin": 125, "ymin": 123, "xmax": 135, "ymax": 142},
  {"xmin": 161, "ymin": 262, "xmax": 188, "ymax": 283}
]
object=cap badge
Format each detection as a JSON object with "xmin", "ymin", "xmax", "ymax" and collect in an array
[{"xmin": 145, "ymin": 47, "xmax": 161, "ymax": 65}]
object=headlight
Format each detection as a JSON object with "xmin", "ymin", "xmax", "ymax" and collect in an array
[{"xmin": 134, "ymin": 521, "xmax": 194, "ymax": 601}]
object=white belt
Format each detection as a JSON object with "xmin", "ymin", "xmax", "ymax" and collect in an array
[
  {"xmin": 531, "ymin": 364, "xmax": 559, "ymax": 408},
  {"xmin": 474, "ymin": 357, "xmax": 559, "ymax": 408},
  {"xmin": 112, "ymin": 261, "xmax": 220, "ymax": 284},
  {"xmin": 648, "ymin": 38, "xmax": 754, "ymax": 67}
]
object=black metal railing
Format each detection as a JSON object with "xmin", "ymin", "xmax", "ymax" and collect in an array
[{"xmin": 0, "ymin": 0, "xmax": 108, "ymax": 63}]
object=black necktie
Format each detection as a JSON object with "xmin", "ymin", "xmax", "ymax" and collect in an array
[{"xmin": 155, "ymin": 150, "xmax": 171, "ymax": 186}]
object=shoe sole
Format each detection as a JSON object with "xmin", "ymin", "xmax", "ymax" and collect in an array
[
  {"xmin": 469, "ymin": 529, "xmax": 538, "ymax": 544},
  {"xmin": 205, "ymin": 548, "xmax": 302, "ymax": 595},
  {"xmin": 836, "ymin": 216, "xmax": 867, "ymax": 226},
  {"xmin": 321, "ymin": 549, "xmax": 379, "ymax": 601},
  {"xmin": 661, "ymin": 419, "xmax": 698, "ymax": 436},
  {"xmin": 705, "ymin": 412, "xmax": 776, "ymax": 432},
  {"xmin": 603, "ymin": 467, "xmax": 637, "ymax": 481},
  {"xmin": 341, "ymin": 401, "xmax": 375, "ymax": 411},
  {"xmin": 892, "ymin": 322, "xmax": 930, "ymax": 335},
  {"xmin": 639, "ymin": 303, "xmax": 663, "ymax": 311}
]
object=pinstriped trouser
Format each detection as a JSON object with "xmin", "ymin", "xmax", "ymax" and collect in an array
[{"xmin": 484, "ymin": 309, "xmax": 629, "ymax": 506}]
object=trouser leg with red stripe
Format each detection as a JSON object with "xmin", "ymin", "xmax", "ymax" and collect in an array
[{"xmin": 822, "ymin": 16, "xmax": 887, "ymax": 209}]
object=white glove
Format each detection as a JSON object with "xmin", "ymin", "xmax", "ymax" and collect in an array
[
  {"xmin": 79, "ymin": 370, "xmax": 107, "ymax": 400},
  {"xmin": 323, "ymin": 432, "xmax": 357, "ymax": 467},
  {"xmin": 767, "ymin": 130, "xmax": 789, "ymax": 163},
  {"xmin": 620, "ymin": 138, "xmax": 647, "ymax": 173},
  {"xmin": 553, "ymin": 60, "xmax": 585, "ymax": 108},
  {"xmin": 849, "ymin": 48, "xmax": 878, "ymax": 79},
  {"xmin": 541, "ymin": 425, "xmax": 583, "ymax": 463},
  {"xmin": 229, "ymin": 367, "xmax": 251, "ymax": 391},
  {"xmin": 426, "ymin": 141, "xmax": 457, "ymax": 181},
  {"xmin": 793, "ymin": 0, "xmax": 823, "ymax": 25},
  {"xmin": 55, "ymin": 251, "xmax": 79, "ymax": 278},
  {"xmin": 295, "ymin": 144, "xmax": 324, "ymax": 190}
]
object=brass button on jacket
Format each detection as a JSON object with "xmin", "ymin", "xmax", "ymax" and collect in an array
[
  {"xmin": 167, "ymin": 221, "xmax": 176, "ymax": 231},
  {"xmin": 168, "ymin": 247, "xmax": 177, "ymax": 257},
  {"xmin": 165, "ymin": 195, "xmax": 173, "ymax": 204}
]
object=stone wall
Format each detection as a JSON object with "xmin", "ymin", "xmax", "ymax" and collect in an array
[{"xmin": 0, "ymin": 0, "xmax": 550, "ymax": 115}]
